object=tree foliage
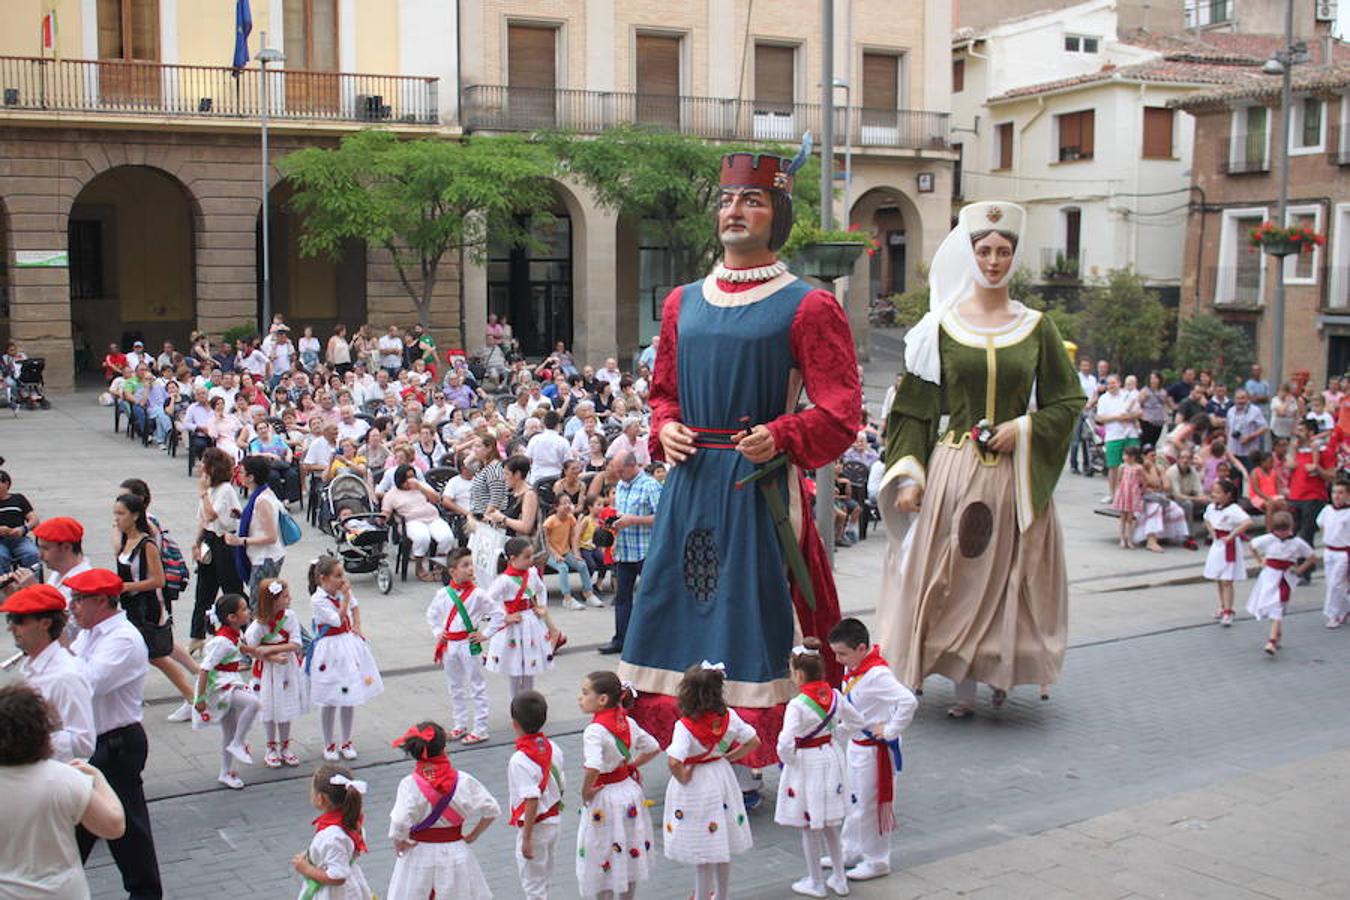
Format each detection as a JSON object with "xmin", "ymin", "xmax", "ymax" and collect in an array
[
  {"xmin": 1174, "ymin": 314, "xmax": 1254, "ymax": 386},
  {"xmin": 1079, "ymin": 268, "xmax": 1171, "ymax": 373},
  {"xmin": 279, "ymin": 130, "xmax": 557, "ymax": 327},
  {"xmin": 546, "ymin": 125, "xmax": 820, "ymax": 283}
]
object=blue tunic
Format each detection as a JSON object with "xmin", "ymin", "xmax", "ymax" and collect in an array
[{"xmin": 620, "ymin": 276, "xmax": 812, "ymax": 698}]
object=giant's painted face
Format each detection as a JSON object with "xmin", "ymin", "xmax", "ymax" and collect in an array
[{"xmin": 717, "ymin": 189, "xmax": 775, "ymax": 253}]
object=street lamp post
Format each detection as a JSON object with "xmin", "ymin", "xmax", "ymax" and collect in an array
[
  {"xmin": 815, "ymin": 0, "xmax": 838, "ymax": 562},
  {"xmin": 257, "ymin": 36, "xmax": 284, "ymax": 332},
  {"xmin": 1267, "ymin": 0, "xmax": 1297, "ymax": 386}
]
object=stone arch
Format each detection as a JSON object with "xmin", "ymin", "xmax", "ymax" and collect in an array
[
  {"xmin": 848, "ymin": 184, "xmax": 925, "ymax": 299},
  {"xmin": 67, "ymin": 164, "xmax": 203, "ymax": 366}
]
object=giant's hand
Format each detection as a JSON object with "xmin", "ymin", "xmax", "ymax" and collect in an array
[
  {"xmin": 986, "ymin": 421, "xmax": 1018, "ymax": 454},
  {"xmin": 659, "ymin": 421, "xmax": 697, "ymax": 463},
  {"xmin": 735, "ymin": 424, "xmax": 777, "ymax": 463},
  {"xmin": 895, "ymin": 483, "xmax": 923, "ymax": 514}
]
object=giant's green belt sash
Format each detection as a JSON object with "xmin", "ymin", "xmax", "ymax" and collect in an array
[{"xmin": 735, "ymin": 453, "xmax": 817, "ymax": 610}]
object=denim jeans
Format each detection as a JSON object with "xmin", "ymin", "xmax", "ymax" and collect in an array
[
  {"xmin": 546, "ymin": 552, "xmax": 593, "ymax": 600},
  {"xmin": 0, "ymin": 534, "xmax": 39, "ymax": 573},
  {"xmin": 611, "ymin": 560, "xmax": 643, "ymax": 647}
]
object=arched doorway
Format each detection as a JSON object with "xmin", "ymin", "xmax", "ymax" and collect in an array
[
  {"xmin": 486, "ymin": 185, "xmax": 574, "ymax": 357},
  {"xmin": 257, "ymin": 181, "xmax": 367, "ymax": 334},
  {"xmin": 849, "ymin": 186, "xmax": 912, "ymax": 299},
  {"xmin": 68, "ymin": 166, "xmax": 199, "ymax": 362}
]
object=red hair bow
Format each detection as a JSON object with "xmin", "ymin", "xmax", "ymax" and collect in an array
[{"xmin": 391, "ymin": 725, "xmax": 437, "ymax": 751}]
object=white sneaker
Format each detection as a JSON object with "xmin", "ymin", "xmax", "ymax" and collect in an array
[
  {"xmin": 166, "ymin": 701, "xmax": 193, "ymax": 723},
  {"xmin": 1100, "ymin": 495, "xmax": 1114, "ymax": 505},
  {"xmin": 791, "ymin": 877, "xmax": 828, "ymax": 898},
  {"xmin": 217, "ymin": 771, "xmax": 245, "ymax": 790},
  {"xmin": 826, "ymin": 873, "xmax": 851, "ymax": 895},
  {"xmin": 844, "ymin": 861, "xmax": 890, "ymax": 881},
  {"xmin": 264, "ymin": 746, "xmax": 282, "ymax": 769},
  {"xmin": 562, "ymin": 597, "xmax": 587, "ymax": 611},
  {"xmin": 225, "ymin": 741, "xmax": 253, "ymax": 765},
  {"xmin": 339, "ymin": 742, "xmax": 358, "ymax": 760},
  {"xmin": 584, "ymin": 593, "xmax": 604, "ymax": 608},
  {"xmin": 323, "ymin": 744, "xmax": 340, "ymax": 761}
]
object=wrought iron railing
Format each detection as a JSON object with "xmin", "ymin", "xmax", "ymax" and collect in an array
[
  {"xmin": 0, "ymin": 56, "xmax": 439, "ymax": 124},
  {"xmin": 1221, "ymin": 134, "xmax": 1270, "ymax": 175},
  {"xmin": 1209, "ymin": 266, "xmax": 1265, "ymax": 306},
  {"xmin": 460, "ymin": 85, "xmax": 950, "ymax": 151}
]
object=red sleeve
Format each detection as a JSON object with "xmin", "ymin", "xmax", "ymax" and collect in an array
[
  {"xmin": 765, "ymin": 289, "xmax": 861, "ymax": 470},
  {"xmin": 646, "ymin": 287, "xmax": 684, "ymax": 462}
]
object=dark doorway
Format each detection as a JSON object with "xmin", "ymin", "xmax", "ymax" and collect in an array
[
  {"xmin": 1328, "ymin": 335, "xmax": 1350, "ymax": 380},
  {"xmin": 487, "ymin": 213, "xmax": 573, "ymax": 357}
]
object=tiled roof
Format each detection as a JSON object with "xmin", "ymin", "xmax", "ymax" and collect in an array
[
  {"xmin": 987, "ymin": 57, "xmax": 1267, "ymax": 103},
  {"xmin": 1117, "ymin": 29, "xmax": 1349, "ymax": 66},
  {"xmin": 1170, "ymin": 61, "xmax": 1350, "ymax": 108}
]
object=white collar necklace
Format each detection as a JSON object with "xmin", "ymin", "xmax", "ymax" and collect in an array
[{"xmin": 712, "ymin": 260, "xmax": 788, "ymax": 283}]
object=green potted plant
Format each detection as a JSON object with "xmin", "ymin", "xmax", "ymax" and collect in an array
[
  {"xmin": 1041, "ymin": 251, "xmax": 1080, "ymax": 282},
  {"xmin": 783, "ymin": 221, "xmax": 878, "ymax": 281},
  {"xmin": 1248, "ymin": 221, "xmax": 1326, "ymax": 257}
]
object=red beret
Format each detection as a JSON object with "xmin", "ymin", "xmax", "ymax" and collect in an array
[
  {"xmin": 64, "ymin": 568, "xmax": 124, "ymax": 598},
  {"xmin": 0, "ymin": 584, "xmax": 67, "ymax": 614},
  {"xmin": 32, "ymin": 517, "xmax": 85, "ymax": 544}
]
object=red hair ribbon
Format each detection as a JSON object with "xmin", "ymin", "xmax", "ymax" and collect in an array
[{"xmin": 392, "ymin": 725, "xmax": 437, "ymax": 753}]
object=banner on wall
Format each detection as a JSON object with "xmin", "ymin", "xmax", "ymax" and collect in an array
[{"xmin": 15, "ymin": 250, "xmax": 69, "ymax": 268}]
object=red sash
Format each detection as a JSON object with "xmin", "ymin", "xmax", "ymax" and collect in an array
[
  {"xmin": 592, "ymin": 708, "xmax": 638, "ymax": 788},
  {"xmin": 1266, "ymin": 558, "xmax": 1294, "ymax": 604},
  {"xmin": 215, "ymin": 661, "xmax": 242, "ymax": 673},
  {"xmin": 509, "ymin": 734, "xmax": 562, "ymax": 826},
  {"xmin": 795, "ymin": 734, "xmax": 833, "ymax": 749},
  {"xmin": 1329, "ymin": 545, "xmax": 1350, "ymax": 586},
  {"xmin": 434, "ymin": 581, "xmax": 477, "ymax": 664},
  {"xmin": 843, "ymin": 646, "xmax": 898, "ymax": 832},
  {"xmin": 322, "ymin": 594, "xmax": 353, "ymax": 635},
  {"xmin": 251, "ymin": 613, "xmax": 296, "ymax": 679},
  {"xmin": 595, "ymin": 766, "xmax": 638, "ymax": 786},
  {"xmin": 212, "ymin": 626, "xmax": 244, "ymax": 674},
  {"xmin": 503, "ymin": 567, "xmax": 533, "ymax": 615},
  {"xmin": 1215, "ymin": 529, "xmax": 1238, "ymax": 563},
  {"xmin": 410, "ymin": 757, "xmax": 464, "ymax": 843}
]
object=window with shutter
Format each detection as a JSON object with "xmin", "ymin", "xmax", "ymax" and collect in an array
[
  {"xmin": 96, "ymin": 0, "xmax": 160, "ymax": 104},
  {"xmin": 1142, "ymin": 107, "xmax": 1174, "ymax": 159},
  {"xmin": 996, "ymin": 122, "xmax": 1013, "ymax": 169},
  {"xmin": 508, "ymin": 25, "xmax": 559, "ymax": 128},
  {"xmin": 636, "ymin": 34, "xmax": 681, "ymax": 128},
  {"xmin": 862, "ymin": 53, "xmax": 899, "ymax": 109},
  {"xmin": 283, "ymin": 0, "xmax": 339, "ymax": 113},
  {"xmin": 952, "ymin": 59, "xmax": 965, "ymax": 93},
  {"xmin": 754, "ymin": 44, "xmax": 795, "ymax": 114},
  {"xmin": 1057, "ymin": 110, "xmax": 1094, "ymax": 161}
]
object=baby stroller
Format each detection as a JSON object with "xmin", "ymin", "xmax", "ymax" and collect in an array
[
  {"xmin": 5, "ymin": 358, "xmax": 48, "ymax": 411},
  {"xmin": 322, "ymin": 471, "xmax": 394, "ymax": 594}
]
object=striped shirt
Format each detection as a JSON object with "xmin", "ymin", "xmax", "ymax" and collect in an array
[
  {"xmin": 470, "ymin": 459, "xmax": 508, "ymax": 516},
  {"xmin": 614, "ymin": 472, "xmax": 662, "ymax": 562}
]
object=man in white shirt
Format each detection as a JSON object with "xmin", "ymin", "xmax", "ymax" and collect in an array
[
  {"xmin": 2, "ymin": 584, "xmax": 95, "ymax": 761},
  {"xmin": 235, "ymin": 339, "xmax": 270, "ymax": 380},
  {"xmin": 1069, "ymin": 358, "xmax": 1099, "ymax": 476},
  {"xmin": 377, "ymin": 325, "xmax": 405, "ymax": 377},
  {"xmin": 526, "ymin": 411, "xmax": 573, "ymax": 485},
  {"xmin": 33, "ymin": 516, "xmax": 93, "ymax": 603},
  {"xmin": 268, "ymin": 327, "xmax": 294, "ymax": 379},
  {"xmin": 208, "ymin": 370, "xmax": 239, "ymax": 407},
  {"xmin": 1096, "ymin": 374, "xmax": 1140, "ymax": 503},
  {"xmin": 506, "ymin": 388, "xmax": 532, "ymax": 429},
  {"xmin": 302, "ymin": 421, "xmax": 339, "ymax": 481},
  {"xmin": 605, "ymin": 417, "xmax": 651, "ymax": 467},
  {"xmin": 595, "ymin": 357, "xmax": 623, "ymax": 391},
  {"xmin": 442, "ymin": 460, "xmax": 476, "ymax": 518},
  {"xmin": 124, "ymin": 340, "xmax": 148, "ymax": 371},
  {"xmin": 66, "ymin": 567, "xmax": 162, "ymax": 898},
  {"xmin": 336, "ymin": 404, "xmax": 371, "ymax": 444}
]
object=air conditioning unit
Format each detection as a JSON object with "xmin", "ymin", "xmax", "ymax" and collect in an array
[{"xmin": 1315, "ymin": 1, "xmax": 1337, "ymax": 22}]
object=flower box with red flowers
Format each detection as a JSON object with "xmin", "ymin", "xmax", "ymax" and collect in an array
[{"xmin": 1248, "ymin": 222, "xmax": 1326, "ymax": 257}]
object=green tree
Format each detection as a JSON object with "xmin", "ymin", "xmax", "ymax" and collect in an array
[
  {"xmin": 1079, "ymin": 268, "xmax": 1171, "ymax": 372},
  {"xmin": 279, "ymin": 130, "xmax": 557, "ymax": 329},
  {"xmin": 546, "ymin": 125, "xmax": 820, "ymax": 283},
  {"xmin": 1174, "ymin": 314, "xmax": 1254, "ymax": 386}
]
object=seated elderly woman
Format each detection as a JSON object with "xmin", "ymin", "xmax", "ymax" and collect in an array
[
  {"xmin": 248, "ymin": 418, "xmax": 301, "ymax": 504},
  {"xmin": 380, "ymin": 463, "xmax": 453, "ymax": 580}
]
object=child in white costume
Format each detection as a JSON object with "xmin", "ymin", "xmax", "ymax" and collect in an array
[
  {"xmin": 293, "ymin": 764, "xmax": 373, "ymax": 900},
  {"xmin": 1203, "ymin": 479, "xmax": 1252, "ymax": 626},
  {"xmin": 508, "ymin": 690, "xmax": 567, "ymax": 900},
  {"xmin": 244, "ymin": 577, "xmax": 310, "ymax": 768},
  {"xmin": 1318, "ymin": 479, "xmax": 1350, "ymax": 628},
  {"xmin": 576, "ymin": 671, "xmax": 660, "ymax": 899},
  {"xmin": 775, "ymin": 638, "xmax": 864, "ymax": 899},
  {"xmin": 1246, "ymin": 511, "xmax": 1315, "ymax": 655},
  {"xmin": 663, "ymin": 662, "xmax": 760, "ymax": 900},
  {"xmin": 483, "ymin": 537, "xmax": 554, "ymax": 699},
  {"xmin": 829, "ymin": 618, "xmax": 918, "ymax": 882},
  {"xmin": 386, "ymin": 721, "xmax": 499, "ymax": 900},
  {"xmin": 193, "ymin": 593, "xmax": 261, "ymax": 790},
  {"xmin": 427, "ymin": 549, "xmax": 491, "ymax": 743},
  {"xmin": 308, "ymin": 557, "xmax": 385, "ymax": 761}
]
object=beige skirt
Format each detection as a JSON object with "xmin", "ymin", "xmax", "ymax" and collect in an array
[{"xmin": 877, "ymin": 441, "xmax": 1068, "ymax": 692}]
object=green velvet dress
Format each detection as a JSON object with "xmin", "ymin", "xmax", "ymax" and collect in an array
[{"xmin": 875, "ymin": 304, "xmax": 1084, "ymax": 692}]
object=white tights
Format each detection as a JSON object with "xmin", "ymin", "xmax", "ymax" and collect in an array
[
  {"xmin": 509, "ymin": 675, "xmax": 534, "ymax": 699},
  {"xmin": 219, "ymin": 689, "xmax": 260, "ymax": 774},
  {"xmin": 263, "ymin": 720, "xmax": 293, "ymax": 744},
  {"xmin": 694, "ymin": 861, "xmax": 730, "ymax": 899},
  {"xmin": 319, "ymin": 705, "xmax": 355, "ymax": 746},
  {"xmin": 801, "ymin": 826, "xmax": 844, "ymax": 885}
]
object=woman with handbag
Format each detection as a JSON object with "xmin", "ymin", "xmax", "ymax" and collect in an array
[
  {"xmin": 226, "ymin": 456, "xmax": 287, "ymax": 606},
  {"xmin": 190, "ymin": 447, "xmax": 244, "ymax": 655}
]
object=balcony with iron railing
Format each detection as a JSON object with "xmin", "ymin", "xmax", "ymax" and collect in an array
[
  {"xmin": 1220, "ymin": 133, "xmax": 1270, "ymax": 175},
  {"xmin": 460, "ymin": 85, "xmax": 951, "ymax": 151},
  {"xmin": 0, "ymin": 56, "xmax": 439, "ymax": 125}
]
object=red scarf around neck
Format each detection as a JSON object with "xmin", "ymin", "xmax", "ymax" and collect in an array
[
  {"xmin": 414, "ymin": 753, "xmax": 458, "ymax": 795},
  {"xmin": 514, "ymin": 733, "xmax": 554, "ymax": 783},
  {"xmin": 799, "ymin": 680, "xmax": 835, "ymax": 711},
  {"xmin": 681, "ymin": 711, "xmax": 730, "ymax": 751},
  {"xmin": 504, "ymin": 565, "xmax": 531, "ymax": 579},
  {"xmin": 215, "ymin": 624, "xmax": 241, "ymax": 645},
  {"xmin": 312, "ymin": 810, "xmax": 367, "ymax": 855},
  {"xmin": 844, "ymin": 645, "xmax": 889, "ymax": 683},
  {"xmin": 592, "ymin": 706, "xmax": 631, "ymax": 751},
  {"xmin": 449, "ymin": 579, "xmax": 475, "ymax": 594}
]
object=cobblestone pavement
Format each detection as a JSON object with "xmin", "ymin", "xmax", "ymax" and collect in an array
[{"xmin": 3, "ymin": 340, "xmax": 1346, "ymax": 898}]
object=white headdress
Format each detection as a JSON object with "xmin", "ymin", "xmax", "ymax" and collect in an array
[
  {"xmin": 904, "ymin": 201, "xmax": 1027, "ymax": 385},
  {"xmin": 329, "ymin": 774, "xmax": 368, "ymax": 794},
  {"xmin": 699, "ymin": 660, "xmax": 726, "ymax": 673},
  {"xmin": 791, "ymin": 645, "xmax": 820, "ymax": 657}
]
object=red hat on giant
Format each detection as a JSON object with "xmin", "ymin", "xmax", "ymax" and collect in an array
[
  {"xmin": 720, "ymin": 134, "xmax": 813, "ymax": 195},
  {"xmin": 32, "ymin": 517, "xmax": 84, "ymax": 544},
  {"xmin": 0, "ymin": 584, "xmax": 67, "ymax": 614},
  {"xmin": 64, "ymin": 568, "xmax": 124, "ymax": 598}
]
